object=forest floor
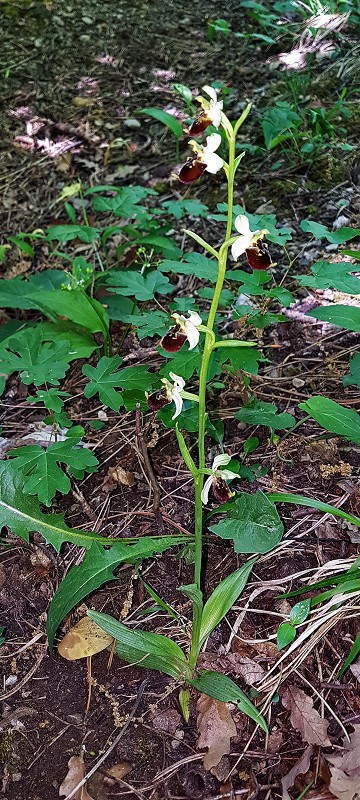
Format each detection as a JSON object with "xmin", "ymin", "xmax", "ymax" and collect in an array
[{"xmin": 0, "ymin": 1, "xmax": 360, "ymax": 799}]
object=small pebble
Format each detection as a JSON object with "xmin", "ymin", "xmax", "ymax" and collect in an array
[
  {"xmin": 5, "ymin": 675, "xmax": 17, "ymax": 688},
  {"xmin": 292, "ymin": 377, "xmax": 305, "ymax": 388},
  {"xmin": 66, "ymin": 713, "xmax": 83, "ymax": 725},
  {"xmin": 123, "ymin": 118, "xmax": 141, "ymax": 129},
  {"xmin": 82, "ymin": 16, "xmax": 93, "ymax": 24}
]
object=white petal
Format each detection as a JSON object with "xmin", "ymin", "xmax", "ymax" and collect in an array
[
  {"xmin": 188, "ymin": 311, "xmax": 202, "ymax": 327},
  {"xmin": 211, "ymin": 104, "xmax": 223, "ymax": 128},
  {"xmin": 202, "ymin": 85, "xmax": 218, "ymax": 104},
  {"xmin": 221, "ymin": 469, "xmax": 239, "ymax": 481},
  {"xmin": 185, "ymin": 322, "xmax": 200, "ymax": 351},
  {"xmin": 169, "ymin": 372, "xmax": 185, "ymax": 391},
  {"xmin": 234, "ymin": 215, "xmax": 251, "ymax": 236},
  {"xmin": 205, "ymin": 132, "xmax": 222, "ymax": 153},
  {"xmin": 212, "ymin": 453, "xmax": 232, "ymax": 471},
  {"xmin": 171, "ymin": 390, "xmax": 183, "ymax": 419},
  {"xmin": 231, "ymin": 236, "xmax": 249, "ymax": 260},
  {"xmin": 201, "ymin": 475, "xmax": 213, "ymax": 505},
  {"xmin": 204, "ymin": 152, "xmax": 223, "ymax": 174}
]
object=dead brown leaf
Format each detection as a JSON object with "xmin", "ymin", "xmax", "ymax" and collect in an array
[
  {"xmin": 58, "ymin": 617, "xmax": 113, "ymax": 660},
  {"xmin": 282, "ymin": 686, "xmax": 331, "ymax": 746},
  {"xmin": 325, "ymin": 726, "xmax": 360, "ymax": 800},
  {"xmin": 101, "ymin": 465, "xmax": 135, "ymax": 492},
  {"xmin": 227, "ymin": 653, "xmax": 265, "ymax": 685},
  {"xmin": 281, "ymin": 745, "xmax": 314, "ymax": 800},
  {"xmin": 59, "ymin": 755, "xmax": 94, "ymax": 800},
  {"xmin": 197, "ymin": 693, "xmax": 237, "ymax": 771}
]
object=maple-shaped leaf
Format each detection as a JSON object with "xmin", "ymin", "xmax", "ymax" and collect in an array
[
  {"xmin": 7, "ymin": 440, "xmax": 99, "ymax": 506},
  {"xmin": 106, "ymin": 270, "xmax": 172, "ymax": 301},
  {"xmin": 0, "ymin": 329, "xmax": 71, "ymax": 386},
  {"xmin": 82, "ymin": 355, "xmax": 155, "ymax": 411}
]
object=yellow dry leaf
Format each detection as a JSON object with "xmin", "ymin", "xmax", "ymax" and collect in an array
[
  {"xmin": 58, "ymin": 617, "xmax": 113, "ymax": 660},
  {"xmin": 59, "ymin": 755, "xmax": 94, "ymax": 800},
  {"xmin": 197, "ymin": 693, "xmax": 236, "ymax": 771}
]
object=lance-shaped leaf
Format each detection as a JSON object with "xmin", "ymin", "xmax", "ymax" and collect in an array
[
  {"xmin": 307, "ymin": 304, "xmax": 360, "ymax": 332},
  {"xmin": 190, "ymin": 671, "xmax": 267, "ymax": 732},
  {"xmin": 47, "ymin": 537, "xmax": 188, "ymax": 647},
  {"xmin": 88, "ymin": 610, "xmax": 190, "ymax": 679},
  {"xmin": 199, "ymin": 559, "xmax": 256, "ymax": 647},
  {"xmin": 139, "ymin": 108, "xmax": 183, "ymax": 139},
  {"xmin": 7, "ymin": 440, "xmax": 99, "ymax": 506},
  {"xmin": 235, "ymin": 399, "xmax": 295, "ymax": 430},
  {"xmin": 267, "ymin": 492, "xmax": 360, "ymax": 529},
  {"xmin": 31, "ymin": 289, "xmax": 109, "ymax": 337},
  {"xmin": 0, "ymin": 461, "xmax": 138, "ymax": 552},
  {"xmin": 82, "ymin": 355, "xmax": 155, "ymax": 411},
  {"xmin": 299, "ymin": 396, "xmax": 360, "ymax": 444}
]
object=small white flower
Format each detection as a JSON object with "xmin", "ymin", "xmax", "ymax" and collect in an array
[
  {"xmin": 201, "ymin": 453, "xmax": 239, "ymax": 505},
  {"xmin": 165, "ymin": 371, "xmax": 185, "ymax": 419},
  {"xmin": 189, "ymin": 132, "xmax": 224, "ymax": 175},
  {"xmin": 199, "ymin": 85, "xmax": 223, "ymax": 128},
  {"xmin": 231, "ymin": 215, "xmax": 269, "ymax": 261},
  {"xmin": 171, "ymin": 311, "xmax": 202, "ymax": 350}
]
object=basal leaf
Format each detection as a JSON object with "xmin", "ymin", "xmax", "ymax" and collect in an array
[
  {"xmin": 88, "ymin": 610, "xmax": 189, "ymax": 679},
  {"xmin": 47, "ymin": 536, "xmax": 188, "ymax": 647},
  {"xmin": 199, "ymin": 559, "xmax": 256, "ymax": 646},
  {"xmin": 139, "ymin": 108, "xmax": 183, "ymax": 138},
  {"xmin": 0, "ymin": 270, "xmax": 69, "ymax": 310},
  {"xmin": 30, "ymin": 289, "xmax": 109, "ymax": 336},
  {"xmin": 190, "ymin": 671, "xmax": 268, "ymax": 731},
  {"xmin": 209, "ymin": 491, "xmax": 284, "ymax": 554},
  {"xmin": 299, "ymin": 395, "xmax": 360, "ymax": 444}
]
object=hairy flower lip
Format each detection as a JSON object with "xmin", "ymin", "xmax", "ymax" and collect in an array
[
  {"xmin": 246, "ymin": 242, "xmax": 273, "ymax": 270},
  {"xmin": 147, "ymin": 372, "xmax": 186, "ymax": 420},
  {"xmin": 201, "ymin": 453, "xmax": 238, "ymax": 505},
  {"xmin": 178, "ymin": 158, "xmax": 207, "ymax": 184},
  {"xmin": 160, "ymin": 325, "xmax": 187, "ymax": 353},
  {"xmin": 179, "ymin": 133, "xmax": 223, "ymax": 184},
  {"xmin": 188, "ymin": 85, "xmax": 223, "ymax": 136}
]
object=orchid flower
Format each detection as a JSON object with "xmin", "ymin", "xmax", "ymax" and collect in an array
[
  {"xmin": 160, "ymin": 311, "xmax": 202, "ymax": 353},
  {"xmin": 188, "ymin": 85, "xmax": 223, "ymax": 136},
  {"xmin": 201, "ymin": 454, "xmax": 238, "ymax": 505},
  {"xmin": 147, "ymin": 372, "xmax": 185, "ymax": 420},
  {"xmin": 179, "ymin": 132, "xmax": 223, "ymax": 183},
  {"xmin": 231, "ymin": 215, "xmax": 272, "ymax": 270}
]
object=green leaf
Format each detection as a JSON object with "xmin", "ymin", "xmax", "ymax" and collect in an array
[
  {"xmin": 87, "ymin": 610, "xmax": 189, "ymax": 679},
  {"xmin": 298, "ymin": 260, "xmax": 360, "ymax": 294},
  {"xmin": 46, "ymin": 224, "xmax": 100, "ymax": 243},
  {"xmin": 115, "ymin": 311, "xmax": 169, "ymax": 339},
  {"xmin": 235, "ymin": 399, "xmax": 295, "ymax": 430},
  {"xmin": 343, "ymin": 352, "xmax": 360, "ymax": 389},
  {"xmin": 289, "ymin": 599, "xmax": 311, "ymax": 625},
  {"xmin": 139, "ymin": 108, "xmax": 183, "ymax": 138},
  {"xmin": 267, "ymin": 492, "xmax": 360, "ymax": 529},
  {"xmin": 34, "ymin": 321, "xmax": 98, "ymax": 360},
  {"xmin": 300, "ymin": 219, "xmax": 360, "ymax": 244},
  {"xmin": 190, "ymin": 671, "xmax": 268, "ymax": 732},
  {"xmin": 159, "ymin": 348, "xmax": 201, "ymax": 381},
  {"xmin": 199, "ymin": 559, "xmax": 256, "ymax": 647},
  {"xmin": 162, "ymin": 199, "xmax": 208, "ymax": 219},
  {"xmin": 8, "ymin": 440, "xmax": 99, "ymax": 506},
  {"xmin": 299, "ymin": 395, "xmax": 360, "ymax": 444},
  {"xmin": 221, "ymin": 347, "xmax": 266, "ymax": 376},
  {"xmin": 0, "ymin": 329, "xmax": 71, "ymax": 386},
  {"xmin": 277, "ymin": 623, "xmax": 296, "ymax": 650},
  {"xmin": 209, "ymin": 492, "xmax": 284, "ymax": 554},
  {"xmin": 159, "ymin": 253, "xmax": 218, "ymax": 282},
  {"xmin": 0, "ymin": 270, "xmax": 69, "ymax": 310},
  {"xmin": 27, "ymin": 389, "xmax": 69, "ymax": 414},
  {"xmin": 337, "ymin": 631, "xmax": 360, "ymax": 679},
  {"xmin": 0, "ymin": 461, "xmax": 136, "ymax": 552},
  {"xmin": 83, "ymin": 355, "xmax": 155, "ymax": 411},
  {"xmin": 106, "ymin": 270, "xmax": 172, "ymax": 301},
  {"xmin": 47, "ymin": 537, "xmax": 187, "ymax": 647},
  {"xmin": 91, "ymin": 186, "xmax": 151, "ymax": 218},
  {"xmin": 307, "ymin": 304, "xmax": 360, "ymax": 332},
  {"xmin": 31, "ymin": 289, "xmax": 109, "ymax": 336}
]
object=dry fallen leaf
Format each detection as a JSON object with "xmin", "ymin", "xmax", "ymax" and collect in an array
[
  {"xmin": 281, "ymin": 745, "xmax": 314, "ymax": 800},
  {"xmin": 58, "ymin": 617, "xmax": 113, "ymax": 660},
  {"xmin": 282, "ymin": 685, "xmax": 331, "ymax": 746},
  {"xmin": 101, "ymin": 465, "xmax": 135, "ymax": 492},
  {"xmin": 325, "ymin": 726, "xmax": 360, "ymax": 800},
  {"xmin": 59, "ymin": 755, "xmax": 94, "ymax": 800},
  {"xmin": 227, "ymin": 653, "xmax": 265, "ymax": 685},
  {"xmin": 197, "ymin": 693, "xmax": 237, "ymax": 771}
]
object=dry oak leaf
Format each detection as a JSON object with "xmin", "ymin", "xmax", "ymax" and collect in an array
[
  {"xmin": 325, "ymin": 726, "xmax": 360, "ymax": 800},
  {"xmin": 282, "ymin": 686, "xmax": 331, "ymax": 746},
  {"xmin": 197, "ymin": 693, "xmax": 237, "ymax": 771},
  {"xmin": 59, "ymin": 755, "xmax": 94, "ymax": 800},
  {"xmin": 281, "ymin": 745, "xmax": 314, "ymax": 800}
]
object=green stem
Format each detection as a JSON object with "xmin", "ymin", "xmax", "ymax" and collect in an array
[{"xmin": 189, "ymin": 125, "xmax": 236, "ymax": 670}]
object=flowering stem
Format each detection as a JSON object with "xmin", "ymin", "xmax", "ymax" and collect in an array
[{"xmin": 189, "ymin": 122, "xmax": 236, "ymax": 669}]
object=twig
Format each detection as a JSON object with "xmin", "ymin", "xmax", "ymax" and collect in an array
[
  {"xmin": 135, "ymin": 403, "xmax": 164, "ymax": 533},
  {"xmin": 63, "ymin": 679, "xmax": 148, "ymax": 800},
  {"xmin": 0, "ymin": 651, "xmax": 45, "ymax": 701}
]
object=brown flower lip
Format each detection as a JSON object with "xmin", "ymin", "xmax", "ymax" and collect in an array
[
  {"xmin": 147, "ymin": 389, "xmax": 169, "ymax": 412},
  {"xmin": 212, "ymin": 477, "xmax": 234, "ymax": 503},
  {"xmin": 246, "ymin": 242, "xmax": 272, "ymax": 270},
  {"xmin": 178, "ymin": 157, "xmax": 207, "ymax": 184},
  {"xmin": 188, "ymin": 112, "xmax": 212, "ymax": 136},
  {"xmin": 160, "ymin": 325, "xmax": 187, "ymax": 353}
]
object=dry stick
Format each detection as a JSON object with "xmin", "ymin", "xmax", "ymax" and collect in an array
[
  {"xmin": 135, "ymin": 403, "xmax": 164, "ymax": 533},
  {"xmin": 63, "ymin": 679, "xmax": 149, "ymax": 800}
]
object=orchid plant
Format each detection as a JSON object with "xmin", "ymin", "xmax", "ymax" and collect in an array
[{"xmin": 88, "ymin": 85, "xmax": 275, "ymax": 730}]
